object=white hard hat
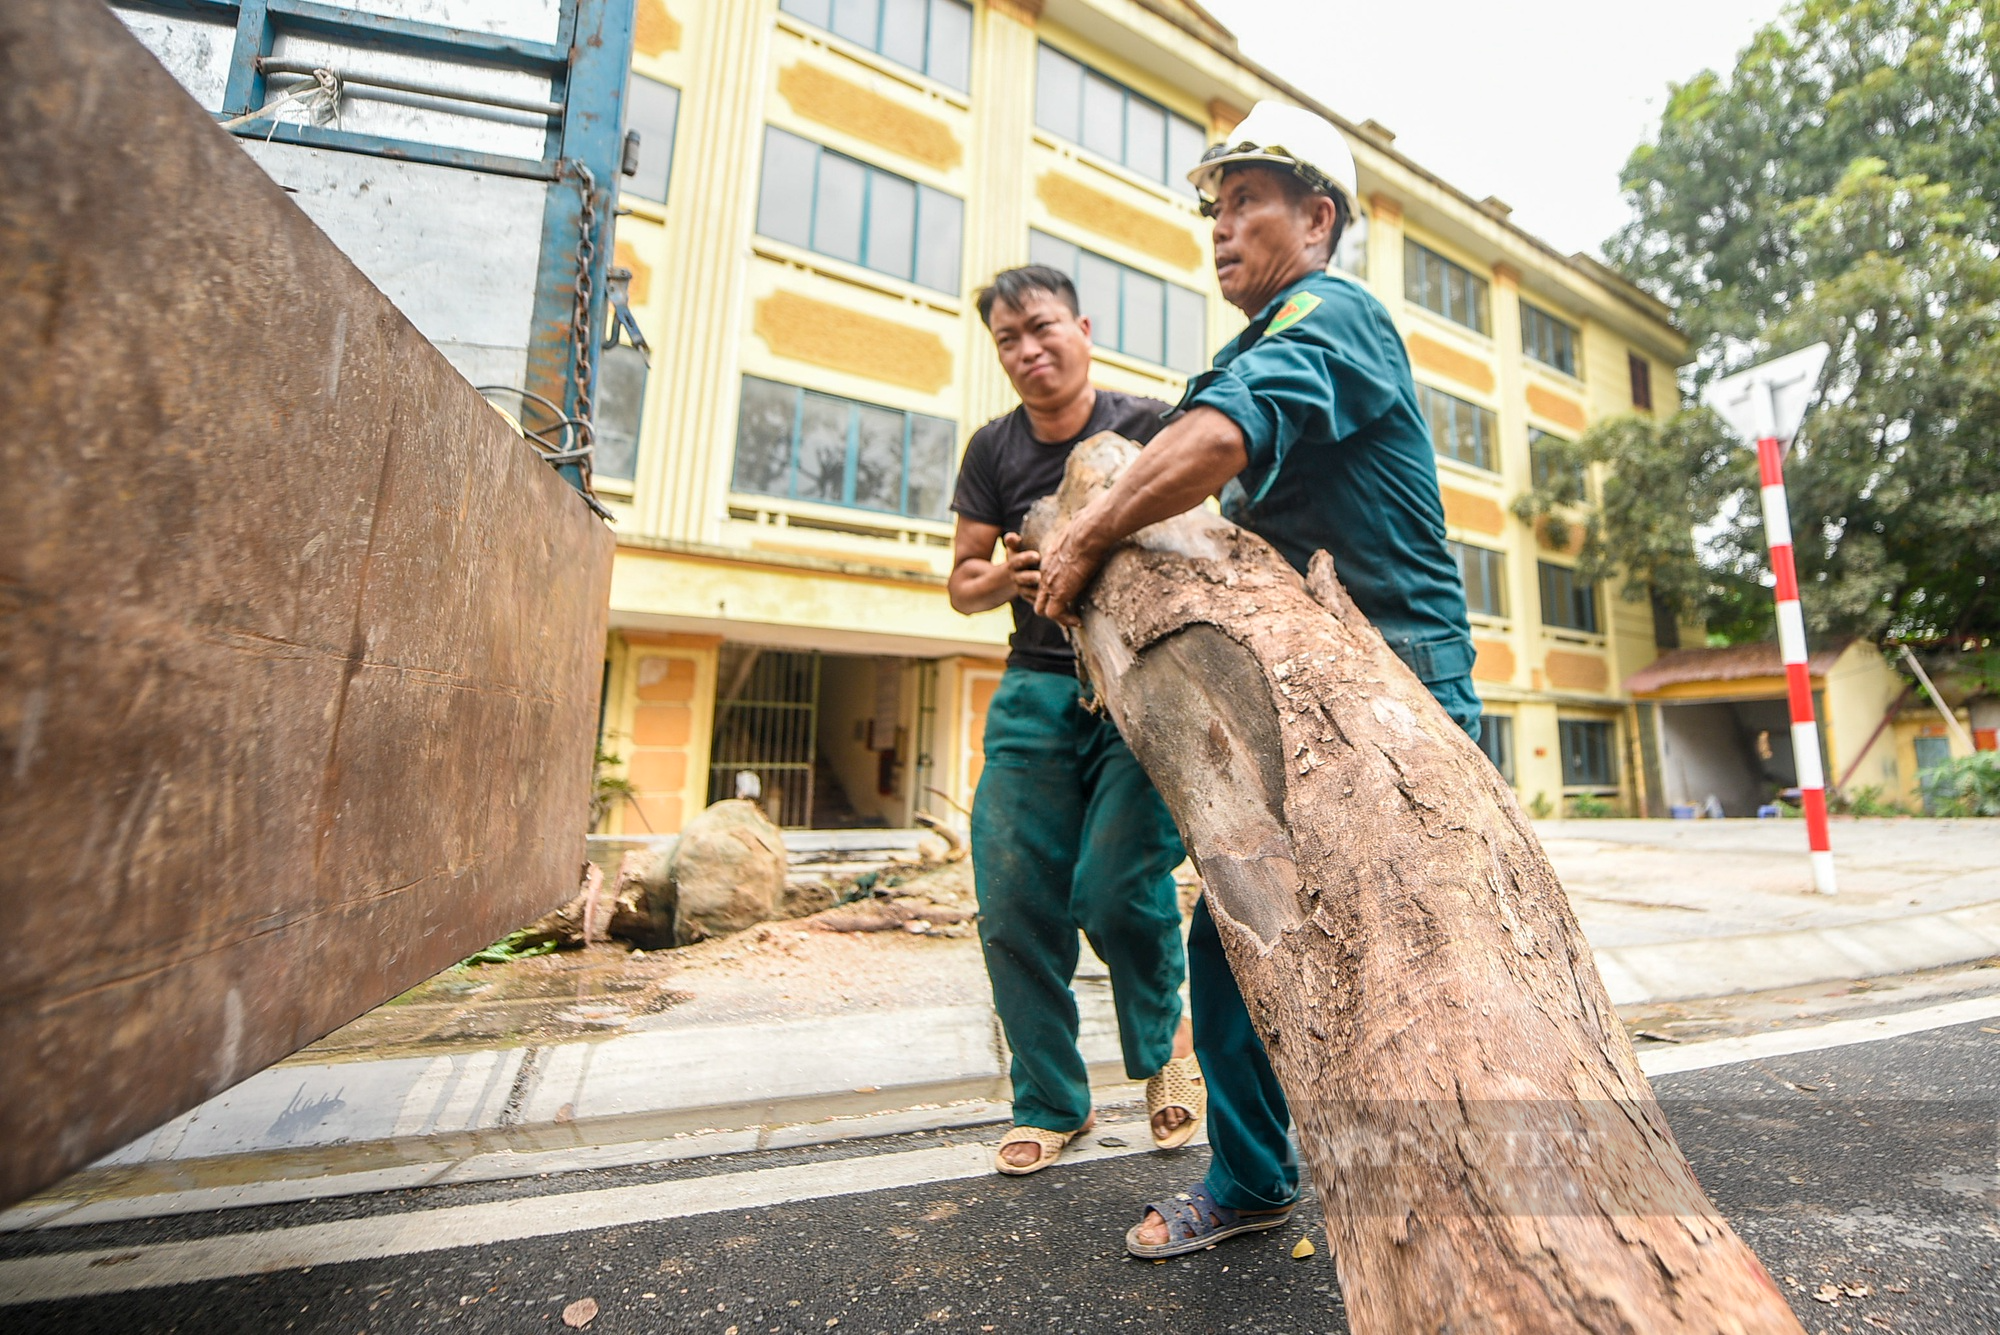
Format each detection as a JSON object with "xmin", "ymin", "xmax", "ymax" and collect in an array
[{"xmin": 1186, "ymin": 101, "xmax": 1358, "ymax": 216}]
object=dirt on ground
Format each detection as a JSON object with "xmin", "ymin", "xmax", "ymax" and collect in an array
[{"xmin": 306, "ymin": 859, "xmax": 992, "ymax": 1063}]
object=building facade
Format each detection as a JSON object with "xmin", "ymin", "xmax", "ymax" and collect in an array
[{"xmin": 594, "ymin": 0, "xmax": 1688, "ymax": 834}]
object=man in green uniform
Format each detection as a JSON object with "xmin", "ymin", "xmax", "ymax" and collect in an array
[
  {"xmin": 1035, "ymin": 102, "xmax": 1481, "ymax": 1256},
  {"xmin": 949, "ymin": 266, "xmax": 1205, "ymax": 1176}
]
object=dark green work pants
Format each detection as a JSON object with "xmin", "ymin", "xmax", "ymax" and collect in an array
[{"xmin": 971, "ymin": 668, "xmax": 1187, "ymax": 1133}]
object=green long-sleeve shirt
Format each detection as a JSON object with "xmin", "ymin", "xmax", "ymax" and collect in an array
[{"xmin": 1181, "ymin": 269, "xmax": 1480, "ymax": 732}]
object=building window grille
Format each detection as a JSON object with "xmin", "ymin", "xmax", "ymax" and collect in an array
[
  {"xmin": 1559, "ymin": 718, "xmax": 1616, "ymax": 788},
  {"xmin": 1528, "ymin": 428, "xmax": 1587, "ymax": 495},
  {"xmin": 623, "ymin": 74, "xmax": 679, "ymax": 204},
  {"xmin": 1417, "ymin": 383, "xmax": 1496, "ymax": 471},
  {"xmin": 707, "ymin": 646, "xmax": 822, "ymax": 828},
  {"xmin": 1404, "ymin": 238, "xmax": 1489, "ymax": 333},
  {"xmin": 1538, "ymin": 560, "xmax": 1601, "ymax": 634},
  {"xmin": 1029, "ymin": 230, "xmax": 1206, "ymax": 373},
  {"xmin": 779, "ymin": 0, "xmax": 973, "ymax": 92},
  {"xmin": 1034, "ymin": 43, "xmax": 1204, "ymax": 196},
  {"xmin": 1628, "ymin": 350, "xmax": 1654, "ymax": 411},
  {"xmin": 1449, "ymin": 540, "xmax": 1506, "ymax": 618},
  {"xmin": 1520, "ymin": 300, "xmax": 1578, "ymax": 376},
  {"xmin": 732, "ymin": 375, "xmax": 956, "ymax": 521},
  {"xmin": 1477, "ymin": 713, "xmax": 1515, "ymax": 783},
  {"xmin": 594, "ymin": 343, "xmax": 649, "ymax": 480},
  {"xmin": 756, "ymin": 126, "xmax": 964, "ymax": 293}
]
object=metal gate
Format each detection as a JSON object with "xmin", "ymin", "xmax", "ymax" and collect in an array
[{"xmin": 708, "ymin": 647, "xmax": 820, "ymax": 827}]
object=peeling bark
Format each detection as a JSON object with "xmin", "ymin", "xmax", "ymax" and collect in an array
[{"xmin": 1026, "ymin": 435, "xmax": 1803, "ymax": 1334}]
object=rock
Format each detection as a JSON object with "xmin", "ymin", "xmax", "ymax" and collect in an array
[
  {"xmin": 605, "ymin": 845, "xmax": 677, "ymax": 950},
  {"xmin": 670, "ymin": 799, "xmax": 788, "ymax": 941}
]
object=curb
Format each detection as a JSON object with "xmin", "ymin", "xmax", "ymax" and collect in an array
[{"xmin": 1593, "ymin": 899, "xmax": 2000, "ymax": 1005}]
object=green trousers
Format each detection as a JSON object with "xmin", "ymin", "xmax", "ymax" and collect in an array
[{"xmin": 971, "ymin": 668, "xmax": 1188, "ymax": 1133}]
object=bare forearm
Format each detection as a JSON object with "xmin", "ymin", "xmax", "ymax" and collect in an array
[
  {"xmin": 948, "ymin": 560, "xmax": 1017, "ymax": 614},
  {"xmin": 1062, "ymin": 407, "xmax": 1247, "ymax": 564}
]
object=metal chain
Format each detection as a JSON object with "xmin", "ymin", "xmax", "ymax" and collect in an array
[{"xmin": 563, "ymin": 159, "xmax": 600, "ymax": 483}]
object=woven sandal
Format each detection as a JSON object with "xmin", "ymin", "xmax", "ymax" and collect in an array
[
  {"xmin": 994, "ymin": 1123, "xmax": 1085, "ymax": 1176},
  {"xmin": 1126, "ymin": 1184, "xmax": 1294, "ymax": 1259},
  {"xmin": 1146, "ymin": 1053, "xmax": 1206, "ymax": 1150}
]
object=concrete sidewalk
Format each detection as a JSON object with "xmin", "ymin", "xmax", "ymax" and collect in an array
[{"xmin": 10, "ymin": 818, "xmax": 1997, "ymax": 1227}]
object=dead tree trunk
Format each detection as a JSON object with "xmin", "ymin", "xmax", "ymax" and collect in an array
[{"xmin": 1025, "ymin": 436, "xmax": 1803, "ymax": 1335}]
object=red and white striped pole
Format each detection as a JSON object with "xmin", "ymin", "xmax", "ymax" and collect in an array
[{"xmin": 1757, "ymin": 435, "xmax": 1836, "ymax": 895}]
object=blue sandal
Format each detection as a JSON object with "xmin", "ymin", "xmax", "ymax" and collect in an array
[{"xmin": 1125, "ymin": 1183, "xmax": 1295, "ymax": 1259}]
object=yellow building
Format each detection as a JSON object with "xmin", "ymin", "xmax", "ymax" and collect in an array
[{"xmin": 594, "ymin": 0, "xmax": 1687, "ymax": 834}]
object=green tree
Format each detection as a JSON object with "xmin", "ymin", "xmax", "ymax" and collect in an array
[{"xmin": 1546, "ymin": 0, "xmax": 2000, "ymax": 643}]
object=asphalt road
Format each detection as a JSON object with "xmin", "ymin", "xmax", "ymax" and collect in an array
[{"xmin": 4, "ymin": 1019, "xmax": 1995, "ymax": 1334}]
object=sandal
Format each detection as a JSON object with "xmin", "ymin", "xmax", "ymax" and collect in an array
[
  {"xmin": 993, "ymin": 1122, "xmax": 1087, "ymax": 1176},
  {"xmin": 1146, "ymin": 1053, "xmax": 1206, "ymax": 1150},
  {"xmin": 1125, "ymin": 1184, "xmax": 1294, "ymax": 1259}
]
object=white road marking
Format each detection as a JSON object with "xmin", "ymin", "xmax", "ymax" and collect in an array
[
  {"xmin": 0, "ymin": 1125, "xmax": 1189, "ymax": 1306},
  {"xmin": 7, "ymin": 994, "xmax": 1997, "ymax": 1306},
  {"xmin": 1639, "ymin": 993, "xmax": 2000, "ymax": 1076}
]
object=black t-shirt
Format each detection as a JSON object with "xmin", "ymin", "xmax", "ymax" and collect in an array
[{"xmin": 950, "ymin": 389, "xmax": 1170, "ymax": 674}]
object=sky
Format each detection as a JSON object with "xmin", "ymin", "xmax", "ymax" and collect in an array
[{"xmin": 1197, "ymin": 0, "xmax": 1791, "ymax": 259}]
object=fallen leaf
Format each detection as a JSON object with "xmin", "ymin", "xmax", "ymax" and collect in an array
[
  {"xmin": 1864, "ymin": 1316, "xmax": 1895, "ymax": 1330},
  {"xmin": 1885, "ymin": 1284, "xmax": 1910, "ymax": 1294},
  {"xmin": 1981, "ymin": 1027, "xmax": 2000, "ymax": 1035},
  {"xmin": 1098, "ymin": 1136, "xmax": 1129, "ymax": 1148},
  {"xmin": 1813, "ymin": 1285, "xmax": 1840, "ymax": 1305},
  {"xmin": 1843, "ymin": 1283, "xmax": 1872, "ymax": 1297},
  {"xmin": 562, "ymin": 1296, "xmax": 599, "ymax": 1327},
  {"xmin": 1292, "ymin": 1235, "xmax": 1317, "ymax": 1259}
]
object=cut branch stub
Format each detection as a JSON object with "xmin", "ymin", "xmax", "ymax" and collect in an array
[{"xmin": 1025, "ymin": 434, "xmax": 1803, "ymax": 1335}]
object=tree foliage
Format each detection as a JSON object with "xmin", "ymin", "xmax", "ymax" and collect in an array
[{"xmin": 1560, "ymin": 0, "xmax": 2000, "ymax": 644}]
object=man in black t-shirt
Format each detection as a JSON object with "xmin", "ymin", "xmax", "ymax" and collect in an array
[{"xmin": 949, "ymin": 266, "xmax": 1203, "ymax": 1176}]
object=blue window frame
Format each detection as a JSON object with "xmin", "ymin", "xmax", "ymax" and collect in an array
[
  {"xmin": 1521, "ymin": 300, "xmax": 1579, "ymax": 376},
  {"xmin": 1417, "ymin": 384, "xmax": 1496, "ymax": 471},
  {"xmin": 1477, "ymin": 714, "xmax": 1515, "ymax": 783},
  {"xmin": 733, "ymin": 376, "xmax": 956, "ymax": 521},
  {"xmin": 1529, "ymin": 428, "xmax": 1587, "ymax": 495},
  {"xmin": 1448, "ymin": 540, "xmax": 1506, "ymax": 618},
  {"xmin": 1405, "ymin": 239, "xmax": 1490, "ymax": 333},
  {"xmin": 1539, "ymin": 561, "xmax": 1601, "ymax": 634},
  {"xmin": 623, "ymin": 74, "xmax": 679, "ymax": 204},
  {"xmin": 1029, "ymin": 230, "xmax": 1207, "ymax": 374},
  {"xmin": 1559, "ymin": 719, "xmax": 1616, "ymax": 787},
  {"xmin": 1034, "ymin": 44, "xmax": 1204, "ymax": 196},
  {"xmin": 757, "ymin": 127, "xmax": 963, "ymax": 293},
  {"xmin": 780, "ymin": 0, "xmax": 973, "ymax": 92}
]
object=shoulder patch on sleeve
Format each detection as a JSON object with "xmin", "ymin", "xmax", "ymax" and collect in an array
[{"xmin": 1261, "ymin": 290, "xmax": 1323, "ymax": 339}]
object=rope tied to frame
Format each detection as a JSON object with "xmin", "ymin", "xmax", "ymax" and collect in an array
[{"xmin": 219, "ymin": 68, "xmax": 343, "ymax": 133}]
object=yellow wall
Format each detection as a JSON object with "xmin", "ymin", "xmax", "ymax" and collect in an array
[
  {"xmin": 599, "ymin": 631, "xmax": 720, "ymax": 835},
  {"xmin": 597, "ymin": 0, "xmax": 1689, "ymax": 827}
]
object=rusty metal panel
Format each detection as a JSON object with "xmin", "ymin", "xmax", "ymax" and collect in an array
[{"xmin": 0, "ymin": 0, "xmax": 615, "ymax": 1209}]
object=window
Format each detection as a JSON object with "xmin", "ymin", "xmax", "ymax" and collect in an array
[
  {"xmin": 1528, "ymin": 429, "xmax": 1587, "ymax": 495},
  {"xmin": 779, "ymin": 0, "xmax": 973, "ymax": 92},
  {"xmin": 1628, "ymin": 350, "xmax": 1654, "ymax": 411},
  {"xmin": 623, "ymin": 74, "xmax": 680, "ymax": 204},
  {"xmin": 1030, "ymin": 230, "xmax": 1207, "ymax": 373},
  {"xmin": 1333, "ymin": 208, "xmax": 1368, "ymax": 279},
  {"xmin": 757, "ymin": 127, "xmax": 963, "ymax": 292},
  {"xmin": 1559, "ymin": 719, "xmax": 1616, "ymax": 788},
  {"xmin": 1520, "ymin": 300, "xmax": 1578, "ymax": 376},
  {"xmin": 1477, "ymin": 714, "xmax": 1515, "ymax": 783},
  {"xmin": 1449, "ymin": 541, "xmax": 1505, "ymax": 618},
  {"xmin": 1035, "ymin": 44, "xmax": 1205, "ymax": 196},
  {"xmin": 1404, "ymin": 239, "xmax": 1489, "ymax": 333},
  {"xmin": 1417, "ymin": 383, "xmax": 1496, "ymax": 471},
  {"xmin": 732, "ymin": 376, "xmax": 955, "ymax": 520},
  {"xmin": 594, "ymin": 343, "xmax": 648, "ymax": 481},
  {"xmin": 1538, "ymin": 561, "xmax": 1600, "ymax": 634}
]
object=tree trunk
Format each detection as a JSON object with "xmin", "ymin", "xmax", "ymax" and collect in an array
[{"xmin": 1025, "ymin": 436, "xmax": 1803, "ymax": 1335}]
